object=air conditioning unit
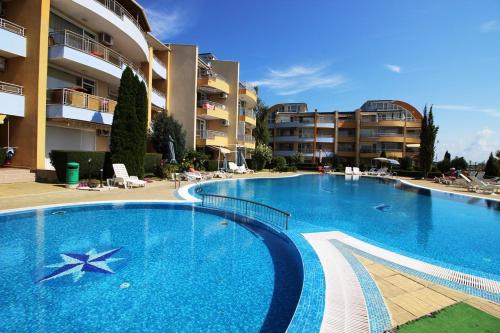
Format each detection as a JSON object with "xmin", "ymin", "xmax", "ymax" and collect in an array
[
  {"xmin": 96, "ymin": 129, "xmax": 110, "ymax": 137},
  {"xmin": 98, "ymin": 32, "xmax": 114, "ymax": 47},
  {"xmin": 219, "ymin": 92, "xmax": 228, "ymax": 99},
  {"xmin": 222, "ymin": 120, "xmax": 231, "ymax": 127}
]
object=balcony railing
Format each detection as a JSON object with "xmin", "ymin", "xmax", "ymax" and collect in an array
[
  {"xmin": 360, "ymin": 148, "xmax": 402, "ymax": 153},
  {"xmin": 0, "ymin": 81, "xmax": 23, "ymax": 95},
  {"xmin": 360, "ymin": 132, "xmax": 403, "ymax": 137},
  {"xmin": 238, "ymin": 134, "xmax": 255, "ymax": 142},
  {"xmin": 239, "ymin": 108, "xmax": 256, "ymax": 119},
  {"xmin": 361, "ymin": 116, "xmax": 406, "ymax": 123},
  {"xmin": 152, "ymin": 53, "xmax": 166, "ymax": 69},
  {"xmin": 47, "ymin": 88, "xmax": 117, "ymax": 113},
  {"xmin": 94, "ymin": 0, "xmax": 145, "ymax": 33},
  {"xmin": 198, "ymin": 100, "xmax": 226, "ymax": 110},
  {"xmin": 197, "ymin": 130, "xmax": 227, "ymax": 139},
  {"xmin": 152, "ymin": 87, "xmax": 165, "ymax": 98},
  {"xmin": 49, "ymin": 30, "xmax": 146, "ymax": 82},
  {"xmin": 198, "ymin": 70, "xmax": 229, "ymax": 85},
  {"xmin": 239, "ymin": 82, "xmax": 257, "ymax": 95},
  {"xmin": 0, "ymin": 18, "xmax": 25, "ymax": 36}
]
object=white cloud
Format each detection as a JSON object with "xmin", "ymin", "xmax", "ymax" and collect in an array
[
  {"xmin": 480, "ymin": 20, "xmax": 499, "ymax": 33},
  {"xmin": 434, "ymin": 104, "xmax": 500, "ymax": 118},
  {"xmin": 250, "ymin": 64, "xmax": 345, "ymax": 96},
  {"xmin": 145, "ymin": 7, "xmax": 188, "ymax": 40},
  {"xmin": 437, "ymin": 127, "xmax": 499, "ymax": 162},
  {"xmin": 384, "ymin": 64, "xmax": 401, "ymax": 73}
]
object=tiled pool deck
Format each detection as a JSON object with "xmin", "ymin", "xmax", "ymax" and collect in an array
[{"xmin": 1, "ymin": 172, "xmax": 499, "ymax": 332}]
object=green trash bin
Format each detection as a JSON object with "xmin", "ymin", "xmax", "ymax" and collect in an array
[{"xmin": 66, "ymin": 162, "xmax": 80, "ymax": 188}]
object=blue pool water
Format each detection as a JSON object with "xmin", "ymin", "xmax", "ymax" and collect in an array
[
  {"xmin": 0, "ymin": 204, "xmax": 302, "ymax": 332},
  {"xmin": 194, "ymin": 175, "xmax": 500, "ymax": 280}
]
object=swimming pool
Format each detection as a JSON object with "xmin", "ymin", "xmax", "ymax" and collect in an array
[
  {"xmin": 192, "ymin": 175, "xmax": 500, "ymax": 280},
  {"xmin": 0, "ymin": 203, "xmax": 303, "ymax": 332}
]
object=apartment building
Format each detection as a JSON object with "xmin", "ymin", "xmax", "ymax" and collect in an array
[
  {"xmin": 168, "ymin": 48, "xmax": 257, "ymax": 160},
  {"xmin": 0, "ymin": 0, "xmax": 255, "ymax": 174},
  {"xmin": 269, "ymin": 100, "xmax": 422, "ymax": 165}
]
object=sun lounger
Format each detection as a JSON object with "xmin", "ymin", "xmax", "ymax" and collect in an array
[
  {"xmin": 238, "ymin": 164, "xmax": 254, "ymax": 174},
  {"xmin": 228, "ymin": 162, "xmax": 245, "ymax": 174},
  {"xmin": 345, "ymin": 167, "xmax": 353, "ymax": 175},
  {"xmin": 352, "ymin": 167, "xmax": 362, "ymax": 176},
  {"xmin": 112, "ymin": 163, "xmax": 146, "ymax": 189},
  {"xmin": 375, "ymin": 167, "xmax": 388, "ymax": 176}
]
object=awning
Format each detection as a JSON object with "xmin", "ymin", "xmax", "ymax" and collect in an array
[
  {"xmin": 373, "ymin": 157, "xmax": 400, "ymax": 165},
  {"xmin": 207, "ymin": 145, "xmax": 232, "ymax": 155},
  {"xmin": 0, "ymin": 115, "xmax": 6, "ymax": 125},
  {"xmin": 406, "ymin": 143, "xmax": 420, "ymax": 148}
]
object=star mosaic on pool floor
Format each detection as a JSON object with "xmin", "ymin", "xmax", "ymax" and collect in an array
[{"xmin": 37, "ymin": 248, "xmax": 124, "ymax": 283}]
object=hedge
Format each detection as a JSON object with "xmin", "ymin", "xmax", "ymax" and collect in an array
[
  {"xmin": 49, "ymin": 150, "xmax": 162, "ymax": 182},
  {"xmin": 144, "ymin": 153, "xmax": 162, "ymax": 175},
  {"xmin": 204, "ymin": 160, "xmax": 219, "ymax": 171},
  {"xmin": 0, "ymin": 148, "xmax": 5, "ymax": 166},
  {"xmin": 393, "ymin": 169, "xmax": 441, "ymax": 179}
]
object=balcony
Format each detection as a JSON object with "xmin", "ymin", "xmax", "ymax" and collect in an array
[
  {"xmin": 337, "ymin": 135, "xmax": 355, "ymax": 143},
  {"xmin": 238, "ymin": 134, "xmax": 255, "ymax": 149},
  {"xmin": 50, "ymin": 0, "xmax": 149, "ymax": 61},
  {"xmin": 152, "ymin": 54, "xmax": 167, "ymax": 80},
  {"xmin": 273, "ymin": 135, "xmax": 314, "ymax": 143},
  {"xmin": 360, "ymin": 133, "xmax": 405, "ymax": 143},
  {"xmin": 239, "ymin": 108, "xmax": 256, "ymax": 126},
  {"xmin": 361, "ymin": 118, "xmax": 407, "ymax": 127},
  {"xmin": 0, "ymin": 82, "xmax": 24, "ymax": 117},
  {"xmin": 270, "ymin": 120, "xmax": 315, "ymax": 128},
  {"xmin": 46, "ymin": 88, "xmax": 115, "ymax": 125},
  {"xmin": 316, "ymin": 116, "xmax": 335, "ymax": 128},
  {"xmin": 337, "ymin": 119, "xmax": 356, "ymax": 128},
  {"xmin": 0, "ymin": 18, "xmax": 26, "ymax": 58},
  {"xmin": 239, "ymin": 82, "xmax": 257, "ymax": 107},
  {"xmin": 49, "ymin": 30, "xmax": 146, "ymax": 87},
  {"xmin": 197, "ymin": 100, "xmax": 229, "ymax": 120},
  {"xmin": 151, "ymin": 87, "xmax": 166, "ymax": 109},
  {"xmin": 196, "ymin": 130, "xmax": 228, "ymax": 147},
  {"xmin": 275, "ymin": 150, "xmax": 313, "ymax": 158},
  {"xmin": 316, "ymin": 136, "xmax": 335, "ymax": 143},
  {"xmin": 198, "ymin": 73, "xmax": 230, "ymax": 94}
]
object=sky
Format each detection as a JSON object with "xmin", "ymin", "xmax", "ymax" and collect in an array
[{"xmin": 141, "ymin": 0, "xmax": 500, "ymax": 162}]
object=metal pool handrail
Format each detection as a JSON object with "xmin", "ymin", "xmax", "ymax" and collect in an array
[{"xmin": 200, "ymin": 193, "xmax": 290, "ymax": 230}]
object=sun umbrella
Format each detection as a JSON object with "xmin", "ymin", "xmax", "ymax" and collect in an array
[{"xmin": 168, "ymin": 135, "xmax": 176, "ymax": 164}]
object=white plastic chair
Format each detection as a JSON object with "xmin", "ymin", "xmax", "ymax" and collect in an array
[{"xmin": 112, "ymin": 164, "xmax": 146, "ymax": 189}]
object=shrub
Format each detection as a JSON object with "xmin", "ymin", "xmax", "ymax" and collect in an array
[
  {"xmin": 273, "ymin": 156, "xmax": 287, "ymax": 172},
  {"xmin": 393, "ymin": 169, "xmax": 441, "ymax": 179},
  {"xmin": 205, "ymin": 160, "xmax": 220, "ymax": 171},
  {"xmin": 451, "ymin": 156, "xmax": 468, "ymax": 170},
  {"xmin": 50, "ymin": 150, "xmax": 162, "ymax": 182},
  {"xmin": 49, "ymin": 150, "xmax": 107, "ymax": 182},
  {"xmin": 182, "ymin": 149, "xmax": 208, "ymax": 171},
  {"xmin": 0, "ymin": 148, "xmax": 5, "ymax": 166},
  {"xmin": 399, "ymin": 157, "xmax": 414, "ymax": 171},
  {"xmin": 484, "ymin": 153, "xmax": 499, "ymax": 178},
  {"xmin": 251, "ymin": 144, "xmax": 273, "ymax": 170},
  {"xmin": 155, "ymin": 162, "xmax": 179, "ymax": 179},
  {"xmin": 150, "ymin": 112, "xmax": 187, "ymax": 161},
  {"xmin": 144, "ymin": 153, "xmax": 162, "ymax": 175},
  {"xmin": 290, "ymin": 152, "xmax": 304, "ymax": 166}
]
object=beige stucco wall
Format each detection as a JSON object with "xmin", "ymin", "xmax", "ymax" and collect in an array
[
  {"xmin": 210, "ymin": 60, "xmax": 239, "ymax": 155},
  {"xmin": 1, "ymin": 0, "xmax": 50, "ymax": 170},
  {"xmin": 168, "ymin": 44, "xmax": 198, "ymax": 149}
]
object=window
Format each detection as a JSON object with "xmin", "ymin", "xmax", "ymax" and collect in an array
[
  {"xmin": 77, "ymin": 77, "xmax": 96, "ymax": 95},
  {"xmin": 196, "ymin": 119, "xmax": 206, "ymax": 137}
]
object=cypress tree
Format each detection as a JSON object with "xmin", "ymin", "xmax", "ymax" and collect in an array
[
  {"xmin": 418, "ymin": 105, "xmax": 439, "ymax": 177},
  {"xmin": 110, "ymin": 67, "xmax": 137, "ymax": 170},
  {"xmin": 484, "ymin": 152, "xmax": 499, "ymax": 177},
  {"xmin": 134, "ymin": 78, "xmax": 148, "ymax": 178}
]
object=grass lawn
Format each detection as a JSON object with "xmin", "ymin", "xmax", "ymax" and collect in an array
[{"xmin": 397, "ymin": 303, "xmax": 500, "ymax": 333}]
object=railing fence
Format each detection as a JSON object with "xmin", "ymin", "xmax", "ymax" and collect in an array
[{"xmin": 201, "ymin": 194, "xmax": 290, "ymax": 230}]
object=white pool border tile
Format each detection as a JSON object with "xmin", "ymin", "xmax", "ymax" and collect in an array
[
  {"xmin": 303, "ymin": 233, "xmax": 370, "ymax": 333},
  {"xmin": 305, "ymin": 231, "xmax": 500, "ymax": 297}
]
